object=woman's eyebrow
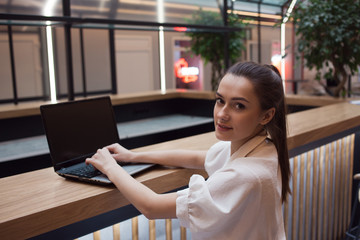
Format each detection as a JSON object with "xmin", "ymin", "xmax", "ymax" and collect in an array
[
  {"xmin": 215, "ymin": 92, "xmax": 223, "ymax": 98},
  {"xmin": 216, "ymin": 92, "xmax": 250, "ymax": 103},
  {"xmin": 232, "ymin": 97, "xmax": 250, "ymax": 103}
]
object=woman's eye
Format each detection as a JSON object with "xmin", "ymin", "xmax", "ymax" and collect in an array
[
  {"xmin": 235, "ymin": 103, "xmax": 245, "ymax": 110},
  {"xmin": 215, "ymin": 98, "xmax": 224, "ymax": 105}
]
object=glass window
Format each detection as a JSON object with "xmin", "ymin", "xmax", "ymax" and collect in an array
[
  {"xmin": 0, "ymin": 25, "xmax": 13, "ymax": 101},
  {"xmin": 54, "ymin": 27, "xmax": 112, "ymax": 99},
  {"xmin": 11, "ymin": 25, "xmax": 46, "ymax": 99}
]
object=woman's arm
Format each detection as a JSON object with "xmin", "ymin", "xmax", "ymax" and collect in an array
[
  {"xmin": 86, "ymin": 148, "xmax": 177, "ymax": 219},
  {"xmin": 106, "ymin": 143, "xmax": 206, "ymax": 169}
]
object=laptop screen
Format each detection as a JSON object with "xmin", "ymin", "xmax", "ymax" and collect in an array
[{"xmin": 40, "ymin": 97, "xmax": 120, "ymax": 169}]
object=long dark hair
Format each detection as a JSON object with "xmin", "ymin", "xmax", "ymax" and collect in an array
[{"xmin": 226, "ymin": 61, "xmax": 291, "ymax": 203}]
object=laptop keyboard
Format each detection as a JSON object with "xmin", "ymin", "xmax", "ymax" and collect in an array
[{"xmin": 67, "ymin": 164, "xmax": 101, "ymax": 178}]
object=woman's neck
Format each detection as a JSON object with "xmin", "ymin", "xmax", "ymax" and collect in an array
[{"xmin": 230, "ymin": 127, "xmax": 266, "ymax": 155}]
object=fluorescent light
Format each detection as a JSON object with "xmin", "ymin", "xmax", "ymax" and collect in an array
[
  {"xmin": 159, "ymin": 26, "xmax": 166, "ymax": 93},
  {"xmin": 280, "ymin": 0, "xmax": 297, "ymax": 87},
  {"xmin": 44, "ymin": 0, "xmax": 57, "ymax": 16},
  {"xmin": 46, "ymin": 22, "xmax": 57, "ymax": 103},
  {"xmin": 44, "ymin": 0, "xmax": 57, "ymax": 101},
  {"xmin": 157, "ymin": 0, "xmax": 164, "ymax": 23},
  {"xmin": 282, "ymin": 0, "xmax": 297, "ymax": 24},
  {"xmin": 157, "ymin": 0, "xmax": 166, "ymax": 93}
]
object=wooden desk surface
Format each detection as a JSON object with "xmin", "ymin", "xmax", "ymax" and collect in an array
[{"xmin": 1, "ymin": 102, "xmax": 360, "ymax": 239}]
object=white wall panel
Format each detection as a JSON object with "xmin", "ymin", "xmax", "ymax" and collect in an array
[{"xmin": 115, "ymin": 35, "xmax": 154, "ymax": 94}]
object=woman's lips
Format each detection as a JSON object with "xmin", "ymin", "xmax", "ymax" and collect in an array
[{"xmin": 216, "ymin": 123, "xmax": 232, "ymax": 131}]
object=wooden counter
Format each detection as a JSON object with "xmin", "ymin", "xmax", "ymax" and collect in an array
[
  {"xmin": 287, "ymin": 102, "xmax": 360, "ymax": 150},
  {"xmin": 285, "ymin": 94, "xmax": 350, "ymax": 107},
  {"xmin": 1, "ymin": 102, "xmax": 360, "ymax": 239}
]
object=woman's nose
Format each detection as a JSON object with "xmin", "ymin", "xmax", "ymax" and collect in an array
[{"xmin": 217, "ymin": 106, "xmax": 230, "ymax": 121}]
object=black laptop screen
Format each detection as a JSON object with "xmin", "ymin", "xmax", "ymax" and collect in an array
[{"xmin": 40, "ymin": 97, "xmax": 120, "ymax": 169}]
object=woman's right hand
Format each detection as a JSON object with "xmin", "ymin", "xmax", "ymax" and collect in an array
[{"xmin": 105, "ymin": 143, "xmax": 136, "ymax": 163}]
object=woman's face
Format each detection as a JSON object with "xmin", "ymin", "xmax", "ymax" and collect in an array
[{"xmin": 214, "ymin": 73, "xmax": 273, "ymax": 153}]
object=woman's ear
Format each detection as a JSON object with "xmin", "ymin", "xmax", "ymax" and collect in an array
[{"xmin": 260, "ymin": 107, "xmax": 275, "ymax": 126}]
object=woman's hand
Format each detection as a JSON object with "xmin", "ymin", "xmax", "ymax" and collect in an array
[
  {"xmin": 105, "ymin": 143, "xmax": 136, "ymax": 163},
  {"xmin": 85, "ymin": 148, "xmax": 119, "ymax": 175},
  {"xmin": 86, "ymin": 146, "xmax": 177, "ymax": 220}
]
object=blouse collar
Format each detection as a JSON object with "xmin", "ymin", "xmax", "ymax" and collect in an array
[{"xmin": 230, "ymin": 131, "xmax": 269, "ymax": 160}]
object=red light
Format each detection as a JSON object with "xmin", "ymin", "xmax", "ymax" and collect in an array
[{"xmin": 173, "ymin": 27, "xmax": 187, "ymax": 32}]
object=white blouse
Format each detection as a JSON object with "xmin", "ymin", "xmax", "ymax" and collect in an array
[{"xmin": 176, "ymin": 134, "xmax": 286, "ymax": 240}]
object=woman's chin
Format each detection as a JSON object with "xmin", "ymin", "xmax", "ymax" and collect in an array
[{"xmin": 215, "ymin": 131, "xmax": 231, "ymax": 141}]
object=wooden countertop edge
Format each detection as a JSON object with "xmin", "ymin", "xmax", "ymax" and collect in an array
[
  {"xmin": 287, "ymin": 119, "xmax": 360, "ymax": 150},
  {"xmin": 286, "ymin": 102, "xmax": 360, "ymax": 149}
]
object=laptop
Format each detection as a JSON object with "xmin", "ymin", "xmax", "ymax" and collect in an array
[{"xmin": 40, "ymin": 96, "xmax": 153, "ymax": 185}]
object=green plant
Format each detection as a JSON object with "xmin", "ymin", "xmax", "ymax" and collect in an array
[
  {"xmin": 291, "ymin": 0, "xmax": 360, "ymax": 97},
  {"xmin": 185, "ymin": 9, "xmax": 247, "ymax": 91}
]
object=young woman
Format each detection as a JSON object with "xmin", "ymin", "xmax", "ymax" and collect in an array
[{"xmin": 86, "ymin": 61, "xmax": 290, "ymax": 239}]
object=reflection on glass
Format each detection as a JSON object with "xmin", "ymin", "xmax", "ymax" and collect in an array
[
  {"xmin": 173, "ymin": 38, "xmax": 203, "ymax": 90},
  {"xmin": 0, "ymin": 0, "xmax": 63, "ymax": 16},
  {"xmin": 70, "ymin": 0, "xmax": 220, "ymax": 24}
]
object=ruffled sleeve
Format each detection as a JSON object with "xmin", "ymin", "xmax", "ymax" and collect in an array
[{"xmin": 176, "ymin": 164, "xmax": 262, "ymax": 233}]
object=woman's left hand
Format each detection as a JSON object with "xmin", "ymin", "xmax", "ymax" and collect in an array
[{"xmin": 85, "ymin": 148, "xmax": 119, "ymax": 175}]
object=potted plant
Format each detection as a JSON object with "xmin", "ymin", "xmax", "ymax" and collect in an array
[
  {"xmin": 185, "ymin": 9, "xmax": 247, "ymax": 91},
  {"xmin": 291, "ymin": 0, "xmax": 360, "ymax": 97}
]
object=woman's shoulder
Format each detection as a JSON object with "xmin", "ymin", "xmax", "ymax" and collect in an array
[
  {"xmin": 247, "ymin": 138, "xmax": 277, "ymax": 160},
  {"xmin": 205, "ymin": 141, "xmax": 231, "ymax": 175},
  {"xmin": 210, "ymin": 141, "xmax": 230, "ymax": 151},
  {"xmin": 229, "ymin": 139, "xmax": 279, "ymax": 180},
  {"xmin": 207, "ymin": 141, "xmax": 232, "ymax": 160}
]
